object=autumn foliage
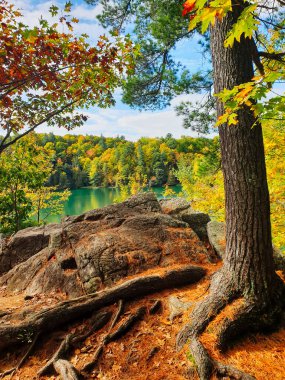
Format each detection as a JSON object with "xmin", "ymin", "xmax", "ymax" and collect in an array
[
  {"xmin": 0, "ymin": 0, "xmax": 135, "ymax": 153},
  {"xmin": 182, "ymin": 0, "xmax": 196, "ymax": 16},
  {"xmin": 182, "ymin": 0, "xmax": 285, "ymax": 126}
]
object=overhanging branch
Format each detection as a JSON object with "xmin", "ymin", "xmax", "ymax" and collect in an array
[{"xmin": 0, "ymin": 98, "xmax": 81, "ymax": 154}]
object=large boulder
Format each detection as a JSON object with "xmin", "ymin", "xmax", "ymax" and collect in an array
[
  {"xmin": 206, "ymin": 221, "xmax": 225, "ymax": 259},
  {"xmin": 159, "ymin": 198, "xmax": 190, "ymax": 214},
  {"xmin": 160, "ymin": 198, "xmax": 210, "ymax": 240},
  {"xmin": 0, "ymin": 193, "xmax": 211, "ymax": 298},
  {"xmin": 0, "ymin": 224, "xmax": 63, "ymax": 275}
]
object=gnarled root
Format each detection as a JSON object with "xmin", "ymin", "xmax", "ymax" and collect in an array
[
  {"xmin": 0, "ymin": 265, "xmax": 205, "ymax": 352},
  {"xmin": 38, "ymin": 310, "xmax": 112, "ymax": 377},
  {"xmin": 177, "ymin": 270, "xmax": 236, "ymax": 351},
  {"xmin": 217, "ymin": 295, "xmax": 285, "ymax": 352},
  {"xmin": 82, "ymin": 306, "xmax": 146, "ymax": 373},
  {"xmin": 53, "ymin": 359, "xmax": 82, "ymax": 380},
  {"xmin": 189, "ymin": 336, "xmax": 255, "ymax": 380},
  {"xmin": 177, "ymin": 270, "xmax": 285, "ymax": 380}
]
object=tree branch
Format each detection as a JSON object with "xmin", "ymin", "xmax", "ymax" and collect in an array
[
  {"xmin": 258, "ymin": 51, "xmax": 285, "ymax": 62},
  {"xmin": 0, "ymin": 98, "xmax": 81, "ymax": 154}
]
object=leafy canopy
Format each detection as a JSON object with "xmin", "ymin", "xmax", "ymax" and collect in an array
[
  {"xmin": 182, "ymin": 0, "xmax": 285, "ymax": 126},
  {"xmin": 0, "ymin": 134, "xmax": 69, "ymax": 232},
  {"xmin": 0, "ymin": 0, "xmax": 136, "ymax": 153},
  {"xmin": 90, "ymin": 0, "xmax": 285, "ymax": 131},
  {"xmin": 86, "ymin": 0, "xmax": 212, "ymax": 111}
]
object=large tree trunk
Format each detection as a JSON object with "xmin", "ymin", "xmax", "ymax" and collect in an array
[
  {"xmin": 211, "ymin": 2, "xmax": 277, "ymax": 301},
  {"xmin": 177, "ymin": 3, "xmax": 285, "ymax": 378}
]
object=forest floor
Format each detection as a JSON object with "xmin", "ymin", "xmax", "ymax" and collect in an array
[{"xmin": 0, "ymin": 263, "xmax": 284, "ymax": 380}]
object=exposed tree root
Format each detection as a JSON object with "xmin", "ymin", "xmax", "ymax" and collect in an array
[
  {"xmin": 82, "ymin": 306, "xmax": 146, "ymax": 373},
  {"xmin": 109, "ymin": 300, "xmax": 124, "ymax": 330},
  {"xmin": 0, "ymin": 265, "xmax": 205, "ymax": 351},
  {"xmin": 189, "ymin": 335, "xmax": 255, "ymax": 380},
  {"xmin": 53, "ymin": 359, "xmax": 82, "ymax": 380},
  {"xmin": 107, "ymin": 305, "xmax": 146, "ymax": 343},
  {"xmin": 0, "ymin": 332, "xmax": 40, "ymax": 379},
  {"xmin": 38, "ymin": 334, "xmax": 74, "ymax": 377},
  {"xmin": 149, "ymin": 299, "xmax": 162, "ymax": 314},
  {"xmin": 217, "ymin": 299, "xmax": 284, "ymax": 352},
  {"xmin": 38, "ymin": 310, "xmax": 112, "ymax": 377},
  {"xmin": 177, "ymin": 271, "xmax": 236, "ymax": 350},
  {"xmin": 177, "ymin": 270, "xmax": 285, "ymax": 380},
  {"xmin": 81, "ymin": 300, "xmax": 126, "ymax": 373},
  {"xmin": 71, "ymin": 310, "xmax": 113, "ymax": 346}
]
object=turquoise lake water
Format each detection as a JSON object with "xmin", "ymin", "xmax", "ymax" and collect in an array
[{"xmin": 44, "ymin": 186, "xmax": 182, "ymax": 223}]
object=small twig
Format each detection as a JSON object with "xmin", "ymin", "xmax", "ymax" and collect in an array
[
  {"xmin": 109, "ymin": 300, "xmax": 124, "ymax": 330},
  {"xmin": 0, "ymin": 332, "xmax": 40, "ymax": 379},
  {"xmin": 82, "ymin": 306, "xmax": 146, "ymax": 373},
  {"xmin": 38, "ymin": 311, "xmax": 111, "ymax": 376}
]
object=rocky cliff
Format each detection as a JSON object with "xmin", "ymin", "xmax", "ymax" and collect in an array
[{"xmin": 0, "ymin": 193, "xmax": 212, "ymax": 298}]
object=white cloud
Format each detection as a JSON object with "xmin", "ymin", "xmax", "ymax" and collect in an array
[
  {"xmin": 13, "ymin": 0, "xmax": 106, "ymax": 41},
  {"xmin": 70, "ymin": 4, "xmax": 104, "ymax": 20},
  {"xmin": 34, "ymin": 94, "xmax": 217, "ymax": 140}
]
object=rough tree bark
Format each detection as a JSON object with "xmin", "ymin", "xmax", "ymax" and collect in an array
[{"xmin": 177, "ymin": 2, "xmax": 285, "ymax": 379}]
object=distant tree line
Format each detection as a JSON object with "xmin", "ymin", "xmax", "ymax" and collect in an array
[
  {"xmin": 0, "ymin": 131, "xmax": 220, "ymax": 233},
  {"xmin": 37, "ymin": 132, "xmax": 220, "ymax": 191}
]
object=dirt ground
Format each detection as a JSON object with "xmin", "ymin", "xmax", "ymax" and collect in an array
[{"xmin": 0, "ymin": 263, "xmax": 284, "ymax": 380}]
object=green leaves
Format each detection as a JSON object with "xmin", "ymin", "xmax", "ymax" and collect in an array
[
  {"xmin": 64, "ymin": 1, "xmax": 72, "ymax": 13},
  {"xmin": 182, "ymin": 0, "xmax": 285, "ymax": 126},
  {"xmin": 0, "ymin": 134, "xmax": 53, "ymax": 232},
  {"xmin": 49, "ymin": 5, "xmax": 59, "ymax": 16},
  {"xmin": 224, "ymin": 4, "xmax": 259, "ymax": 47}
]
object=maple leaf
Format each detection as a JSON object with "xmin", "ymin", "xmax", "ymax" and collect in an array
[{"xmin": 182, "ymin": 0, "xmax": 196, "ymax": 17}]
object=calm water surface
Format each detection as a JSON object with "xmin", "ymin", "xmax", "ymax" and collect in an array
[{"xmin": 45, "ymin": 186, "xmax": 182, "ymax": 223}]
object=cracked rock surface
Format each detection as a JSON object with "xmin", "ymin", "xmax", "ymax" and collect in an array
[
  {"xmin": 0, "ymin": 193, "xmax": 211, "ymax": 297},
  {"xmin": 159, "ymin": 197, "xmax": 210, "ymax": 240}
]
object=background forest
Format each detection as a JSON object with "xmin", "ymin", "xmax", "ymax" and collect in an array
[{"xmin": 0, "ymin": 122, "xmax": 283, "ymax": 251}]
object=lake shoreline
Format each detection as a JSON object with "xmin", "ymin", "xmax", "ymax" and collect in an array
[{"xmin": 41, "ymin": 185, "xmax": 183, "ymax": 224}]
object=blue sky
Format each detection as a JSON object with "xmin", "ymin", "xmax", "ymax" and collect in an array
[{"xmin": 9, "ymin": 0, "xmax": 213, "ymax": 140}]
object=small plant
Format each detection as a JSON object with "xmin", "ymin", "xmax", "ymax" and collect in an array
[{"xmin": 186, "ymin": 350, "xmax": 197, "ymax": 368}]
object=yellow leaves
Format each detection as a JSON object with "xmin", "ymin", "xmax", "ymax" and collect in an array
[
  {"xmin": 183, "ymin": 0, "xmax": 259, "ymax": 50},
  {"xmin": 184, "ymin": 0, "xmax": 232, "ymax": 33},
  {"xmin": 237, "ymin": 85, "xmax": 254, "ymax": 99},
  {"xmin": 215, "ymin": 81, "xmax": 263, "ymax": 127},
  {"xmin": 199, "ymin": 7, "xmax": 219, "ymax": 33},
  {"xmin": 25, "ymin": 33, "xmax": 38, "ymax": 44},
  {"xmin": 263, "ymin": 123, "xmax": 285, "ymax": 252},
  {"xmin": 225, "ymin": 4, "xmax": 259, "ymax": 48},
  {"xmin": 216, "ymin": 111, "xmax": 238, "ymax": 127}
]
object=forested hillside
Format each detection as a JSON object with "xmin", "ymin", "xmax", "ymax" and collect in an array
[
  {"xmin": 36, "ymin": 132, "xmax": 220, "ymax": 190},
  {"xmin": 0, "ymin": 126, "xmax": 283, "ymax": 251}
]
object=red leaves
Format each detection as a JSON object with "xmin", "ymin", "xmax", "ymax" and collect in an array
[
  {"xmin": 2, "ymin": 96, "xmax": 12, "ymax": 107},
  {"xmin": 0, "ymin": 0, "xmax": 135, "ymax": 137},
  {"xmin": 182, "ymin": 0, "xmax": 196, "ymax": 16}
]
